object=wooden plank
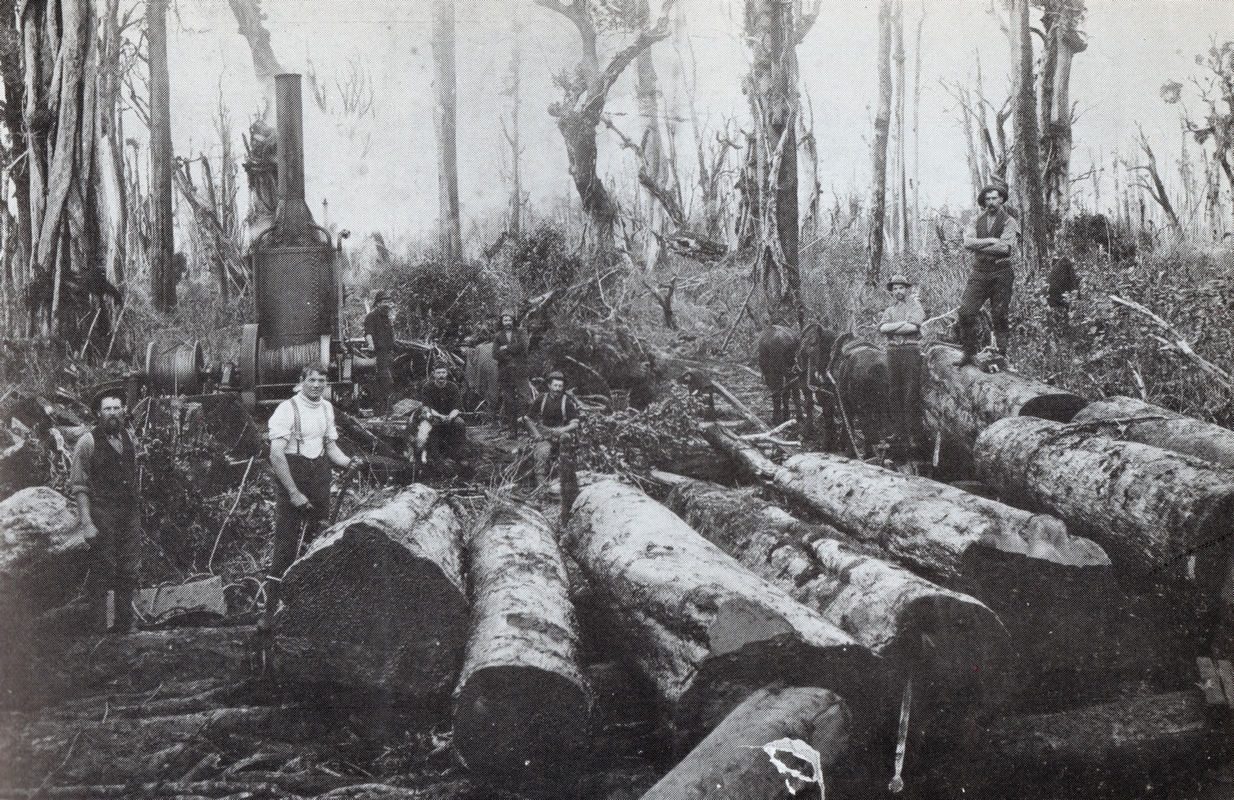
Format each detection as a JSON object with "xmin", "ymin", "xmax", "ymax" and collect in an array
[
  {"xmin": 709, "ymin": 378, "xmax": 770, "ymax": 432},
  {"xmin": 1218, "ymin": 659, "xmax": 1234, "ymax": 708},
  {"xmin": 1196, "ymin": 657, "xmax": 1226, "ymax": 705}
]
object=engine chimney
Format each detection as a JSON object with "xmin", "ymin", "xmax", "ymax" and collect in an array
[{"xmin": 274, "ymin": 73, "xmax": 315, "ymax": 245}]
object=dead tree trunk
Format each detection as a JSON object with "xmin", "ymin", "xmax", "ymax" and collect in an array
[
  {"xmin": 640, "ymin": 685, "xmax": 849, "ymax": 800},
  {"xmin": 147, "ymin": 0, "xmax": 175, "ymax": 311},
  {"xmin": 1134, "ymin": 125, "xmax": 1182, "ymax": 233},
  {"xmin": 866, "ymin": 0, "xmax": 893, "ymax": 284},
  {"xmin": 974, "ymin": 416, "xmax": 1234, "ymax": 604},
  {"xmin": 1072, "ymin": 395, "xmax": 1234, "ymax": 470},
  {"xmin": 453, "ymin": 505, "xmax": 588, "ymax": 779},
  {"xmin": 700, "ymin": 423, "xmax": 1109, "ymax": 585},
  {"xmin": 563, "ymin": 479, "xmax": 876, "ymax": 742},
  {"xmin": 665, "ymin": 479, "xmax": 1012, "ymax": 710},
  {"xmin": 504, "ymin": 10, "xmax": 522, "ymax": 238},
  {"xmin": 227, "ymin": 0, "xmax": 282, "ymax": 118},
  {"xmin": 921, "ymin": 343, "xmax": 1088, "ymax": 464},
  {"xmin": 1038, "ymin": 2, "xmax": 1086, "ymax": 226},
  {"xmin": 276, "ymin": 485, "xmax": 469, "ymax": 698},
  {"xmin": 432, "ymin": 0, "xmax": 463, "ymax": 262},
  {"xmin": 1009, "ymin": 0, "xmax": 1047, "ymax": 274}
]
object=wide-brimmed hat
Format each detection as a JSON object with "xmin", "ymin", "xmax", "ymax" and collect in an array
[
  {"xmin": 977, "ymin": 184, "xmax": 1009, "ymax": 207},
  {"xmin": 372, "ymin": 290, "xmax": 390, "ymax": 304},
  {"xmin": 886, "ymin": 274, "xmax": 913, "ymax": 290}
]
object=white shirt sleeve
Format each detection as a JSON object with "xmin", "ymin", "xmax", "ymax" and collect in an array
[{"xmin": 268, "ymin": 400, "xmax": 295, "ymax": 442}]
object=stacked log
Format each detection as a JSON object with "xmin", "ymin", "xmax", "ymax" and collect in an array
[
  {"xmin": 639, "ymin": 686, "xmax": 849, "ymax": 800},
  {"xmin": 563, "ymin": 479, "xmax": 876, "ymax": 742},
  {"xmin": 974, "ymin": 416, "xmax": 1234, "ymax": 605},
  {"xmin": 664, "ymin": 480, "xmax": 1011, "ymax": 709},
  {"xmin": 453, "ymin": 505, "xmax": 589, "ymax": 778},
  {"xmin": 921, "ymin": 343, "xmax": 1088, "ymax": 465},
  {"xmin": 275, "ymin": 485, "xmax": 469, "ymax": 697},
  {"xmin": 1072, "ymin": 395, "xmax": 1234, "ymax": 470}
]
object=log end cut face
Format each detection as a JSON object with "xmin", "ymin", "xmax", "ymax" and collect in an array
[
  {"xmin": 277, "ymin": 524, "xmax": 469, "ymax": 697},
  {"xmin": 454, "ymin": 665, "xmax": 590, "ymax": 779}
]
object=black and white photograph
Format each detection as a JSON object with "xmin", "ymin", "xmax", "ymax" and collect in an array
[{"xmin": 0, "ymin": 0, "xmax": 1232, "ymax": 797}]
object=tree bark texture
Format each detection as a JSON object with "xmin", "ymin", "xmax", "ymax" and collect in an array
[
  {"xmin": 1072, "ymin": 395, "xmax": 1234, "ymax": 471},
  {"xmin": 226, "ymin": 0, "xmax": 283, "ymax": 118},
  {"xmin": 453, "ymin": 505, "xmax": 588, "ymax": 779},
  {"xmin": 1008, "ymin": 0, "xmax": 1047, "ymax": 273},
  {"xmin": 147, "ymin": 0, "xmax": 175, "ymax": 311},
  {"xmin": 974, "ymin": 416, "xmax": 1234, "ymax": 603},
  {"xmin": 562, "ymin": 479, "xmax": 876, "ymax": 742},
  {"xmin": 1038, "ymin": 3, "xmax": 1085, "ymax": 225},
  {"xmin": 921, "ymin": 343, "xmax": 1089, "ymax": 464},
  {"xmin": 639, "ymin": 685, "xmax": 849, "ymax": 800},
  {"xmin": 432, "ymin": 0, "xmax": 462, "ymax": 262},
  {"xmin": 665, "ymin": 479, "xmax": 1012, "ymax": 713},
  {"xmin": 866, "ymin": 0, "xmax": 893, "ymax": 283},
  {"xmin": 744, "ymin": 0, "xmax": 802, "ymax": 323},
  {"xmin": 276, "ymin": 485, "xmax": 469, "ymax": 698},
  {"xmin": 701, "ymin": 423, "xmax": 1109, "ymax": 585}
]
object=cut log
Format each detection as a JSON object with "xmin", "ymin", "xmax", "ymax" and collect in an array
[
  {"xmin": 276, "ymin": 485, "xmax": 469, "ymax": 698},
  {"xmin": 639, "ymin": 685, "xmax": 849, "ymax": 800},
  {"xmin": 921, "ymin": 342, "xmax": 1088, "ymax": 464},
  {"xmin": 701, "ymin": 423, "xmax": 1109, "ymax": 585},
  {"xmin": 562, "ymin": 479, "xmax": 876, "ymax": 743},
  {"xmin": 453, "ymin": 505, "xmax": 589, "ymax": 778},
  {"xmin": 1072, "ymin": 394, "xmax": 1234, "ymax": 470},
  {"xmin": 974, "ymin": 416, "xmax": 1234, "ymax": 599},
  {"xmin": 664, "ymin": 480, "xmax": 1011, "ymax": 709},
  {"xmin": 0, "ymin": 486, "xmax": 89, "ymax": 611}
]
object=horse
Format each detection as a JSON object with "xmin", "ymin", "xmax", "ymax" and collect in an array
[
  {"xmin": 826, "ymin": 332, "xmax": 891, "ymax": 456},
  {"xmin": 756, "ymin": 325, "xmax": 803, "ymax": 425},
  {"xmin": 794, "ymin": 323, "xmax": 843, "ymax": 447}
]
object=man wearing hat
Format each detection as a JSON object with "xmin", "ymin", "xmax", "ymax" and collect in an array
[
  {"xmin": 364, "ymin": 290, "xmax": 395, "ymax": 414},
  {"xmin": 493, "ymin": 309, "xmax": 528, "ymax": 435},
  {"xmin": 958, "ymin": 184, "xmax": 1020, "ymax": 366},
  {"xmin": 417, "ymin": 363, "xmax": 467, "ymax": 464},
  {"xmin": 524, "ymin": 370, "xmax": 581, "ymax": 489},
  {"xmin": 70, "ymin": 388, "xmax": 142, "ymax": 633},
  {"xmin": 879, "ymin": 275, "xmax": 926, "ymax": 447}
]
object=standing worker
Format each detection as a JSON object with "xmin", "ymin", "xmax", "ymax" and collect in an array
[
  {"xmin": 493, "ymin": 309, "xmax": 527, "ymax": 435},
  {"xmin": 70, "ymin": 390, "xmax": 142, "ymax": 634},
  {"xmin": 364, "ymin": 290, "xmax": 395, "ymax": 415},
  {"xmin": 524, "ymin": 371, "xmax": 582, "ymax": 490},
  {"xmin": 264, "ymin": 365, "xmax": 355, "ymax": 629},
  {"xmin": 958, "ymin": 185, "xmax": 1021, "ymax": 366},
  {"xmin": 878, "ymin": 274, "xmax": 925, "ymax": 448}
]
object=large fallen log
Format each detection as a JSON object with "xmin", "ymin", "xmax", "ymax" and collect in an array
[
  {"xmin": 275, "ymin": 485, "xmax": 469, "ymax": 698},
  {"xmin": 0, "ymin": 486, "xmax": 89, "ymax": 611},
  {"xmin": 1072, "ymin": 394, "xmax": 1234, "ymax": 470},
  {"xmin": 639, "ymin": 685, "xmax": 848, "ymax": 800},
  {"xmin": 975, "ymin": 416, "xmax": 1234, "ymax": 602},
  {"xmin": 921, "ymin": 343, "xmax": 1088, "ymax": 463},
  {"xmin": 563, "ymin": 479, "xmax": 876, "ymax": 741},
  {"xmin": 701, "ymin": 423, "xmax": 1109, "ymax": 585},
  {"xmin": 664, "ymin": 480, "xmax": 1011, "ymax": 709},
  {"xmin": 453, "ymin": 505, "xmax": 589, "ymax": 779}
]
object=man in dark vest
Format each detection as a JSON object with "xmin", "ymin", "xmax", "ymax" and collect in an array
[
  {"xmin": 364, "ymin": 290, "xmax": 396, "ymax": 414},
  {"xmin": 524, "ymin": 371, "xmax": 582, "ymax": 489},
  {"xmin": 958, "ymin": 184, "xmax": 1021, "ymax": 366},
  {"xmin": 493, "ymin": 309, "xmax": 528, "ymax": 435},
  {"xmin": 416, "ymin": 364, "xmax": 467, "ymax": 464},
  {"xmin": 71, "ymin": 390, "xmax": 142, "ymax": 634}
]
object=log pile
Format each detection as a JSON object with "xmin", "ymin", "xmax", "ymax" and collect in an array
[
  {"xmin": 1072, "ymin": 394, "xmax": 1234, "ymax": 470},
  {"xmin": 562, "ymin": 479, "xmax": 877, "ymax": 742}
]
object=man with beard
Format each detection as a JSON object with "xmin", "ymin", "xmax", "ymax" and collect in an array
[
  {"xmin": 265, "ymin": 365, "xmax": 354, "ymax": 629},
  {"xmin": 524, "ymin": 371, "xmax": 582, "ymax": 490},
  {"xmin": 364, "ymin": 290, "xmax": 396, "ymax": 414},
  {"xmin": 959, "ymin": 184, "xmax": 1021, "ymax": 366},
  {"xmin": 71, "ymin": 390, "xmax": 142, "ymax": 633},
  {"xmin": 493, "ymin": 309, "xmax": 528, "ymax": 435},
  {"xmin": 416, "ymin": 364, "xmax": 467, "ymax": 465}
]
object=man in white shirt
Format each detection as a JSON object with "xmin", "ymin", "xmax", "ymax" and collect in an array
[{"xmin": 264, "ymin": 364, "xmax": 353, "ymax": 627}]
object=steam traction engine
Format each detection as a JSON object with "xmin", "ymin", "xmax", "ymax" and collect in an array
[{"xmin": 144, "ymin": 74, "xmax": 367, "ymax": 411}]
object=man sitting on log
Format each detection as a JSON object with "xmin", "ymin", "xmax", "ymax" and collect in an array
[
  {"xmin": 70, "ymin": 389, "xmax": 142, "ymax": 634},
  {"xmin": 265, "ymin": 365, "xmax": 355, "ymax": 630},
  {"xmin": 523, "ymin": 371, "xmax": 581, "ymax": 490},
  {"xmin": 416, "ymin": 364, "xmax": 467, "ymax": 466},
  {"xmin": 879, "ymin": 274, "xmax": 925, "ymax": 449},
  {"xmin": 959, "ymin": 184, "xmax": 1020, "ymax": 366}
]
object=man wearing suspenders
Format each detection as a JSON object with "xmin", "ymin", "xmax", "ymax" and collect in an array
[
  {"xmin": 264, "ymin": 365, "xmax": 354, "ymax": 628},
  {"xmin": 958, "ymin": 184, "xmax": 1020, "ymax": 367},
  {"xmin": 524, "ymin": 371, "xmax": 581, "ymax": 489}
]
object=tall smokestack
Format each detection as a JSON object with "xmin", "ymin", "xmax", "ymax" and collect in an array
[{"xmin": 274, "ymin": 73, "xmax": 315, "ymax": 245}]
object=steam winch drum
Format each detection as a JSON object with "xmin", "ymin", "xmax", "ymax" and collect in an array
[{"xmin": 145, "ymin": 341, "xmax": 204, "ymax": 396}]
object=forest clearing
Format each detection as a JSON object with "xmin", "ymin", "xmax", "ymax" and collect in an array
[{"xmin": 1, "ymin": 0, "xmax": 1234, "ymax": 798}]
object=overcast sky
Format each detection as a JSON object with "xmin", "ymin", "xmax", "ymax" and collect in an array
[{"xmin": 163, "ymin": 0, "xmax": 1231, "ymax": 242}]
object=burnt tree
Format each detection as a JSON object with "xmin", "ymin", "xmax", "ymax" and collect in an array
[
  {"xmin": 148, "ymin": 0, "xmax": 175, "ymax": 310},
  {"xmin": 866, "ymin": 0, "xmax": 893, "ymax": 283},
  {"xmin": 1008, "ymin": 0, "xmax": 1047, "ymax": 274},
  {"xmin": 432, "ymin": 0, "xmax": 463, "ymax": 262}
]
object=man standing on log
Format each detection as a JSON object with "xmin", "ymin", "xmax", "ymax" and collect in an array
[
  {"xmin": 265, "ymin": 365, "xmax": 354, "ymax": 629},
  {"xmin": 958, "ymin": 185, "xmax": 1020, "ymax": 367},
  {"xmin": 364, "ymin": 290, "xmax": 395, "ymax": 415},
  {"xmin": 493, "ymin": 310, "xmax": 527, "ymax": 435},
  {"xmin": 879, "ymin": 274, "xmax": 925, "ymax": 448},
  {"xmin": 71, "ymin": 390, "xmax": 142, "ymax": 634},
  {"xmin": 417, "ymin": 364, "xmax": 466, "ymax": 464},
  {"xmin": 525, "ymin": 371, "xmax": 581, "ymax": 490}
]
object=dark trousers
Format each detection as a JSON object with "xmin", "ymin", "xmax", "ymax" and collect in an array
[
  {"xmin": 87, "ymin": 501, "xmax": 142, "ymax": 631},
  {"xmin": 497, "ymin": 368, "xmax": 525, "ymax": 430},
  {"xmin": 371, "ymin": 351, "xmax": 393, "ymax": 413},
  {"xmin": 269, "ymin": 454, "xmax": 331, "ymax": 610},
  {"xmin": 427, "ymin": 417, "xmax": 466, "ymax": 459},
  {"xmin": 958, "ymin": 267, "xmax": 1014, "ymax": 355},
  {"xmin": 886, "ymin": 345, "xmax": 922, "ymax": 443}
]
